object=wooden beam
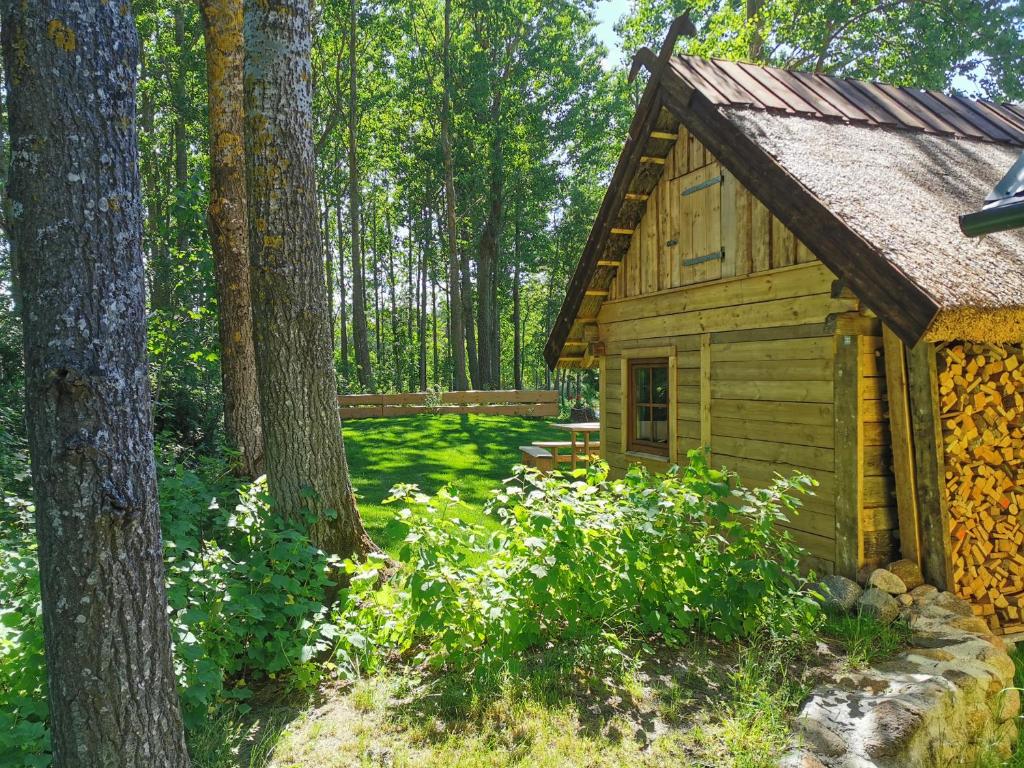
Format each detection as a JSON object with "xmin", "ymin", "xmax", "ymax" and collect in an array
[
  {"xmin": 624, "ymin": 193, "xmax": 649, "ymax": 201},
  {"xmin": 582, "ymin": 324, "xmax": 600, "ymax": 342},
  {"xmin": 700, "ymin": 333, "xmax": 711, "ymax": 448},
  {"xmin": 882, "ymin": 326, "xmax": 921, "ymax": 567},
  {"xmin": 834, "ymin": 334, "xmax": 863, "ymax": 578},
  {"xmin": 597, "ymin": 259, "xmax": 622, "ymax": 267},
  {"xmin": 562, "ymin": 340, "xmax": 587, "ymax": 347},
  {"xmin": 610, "ymin": 228, "xmax": 634, "ymax": 235},
  {"xmin": 650, "ymin": 130, "xmax": 679, "ymax": 140},
  {"xmin": 584, "ymin": 289, "xmax": 609, "ymax": 297},
  {"xmin": 826, "ymin": 312, "xmax": 878, "ymax": 337},
  {"xmin": 906, "ymin": 340, "xmax": 953, "ymax": 590},
  {"xmin": 639, "ymin": 155, "xmax": 667, "ymax": 165}
]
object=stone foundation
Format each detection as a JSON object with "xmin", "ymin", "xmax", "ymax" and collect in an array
[{"xmin": 787, "ymin": 576, "xmax": 1019, "ymax": 767}]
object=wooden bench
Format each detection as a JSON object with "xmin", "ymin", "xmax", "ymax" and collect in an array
[
  {"xmin": 519, "ymin": 445, "xmax": 554, "ymax": 471},
  {"xmin": 531, "ymin": 440, "xmax": 601, "ymax": 466}
]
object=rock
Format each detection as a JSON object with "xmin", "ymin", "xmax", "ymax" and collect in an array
[
  {"xmin": 898, "ymin": 594, "xmax": 913, "ymax": 607},
  {"xmin": 858, "ymin": 588, "xmax": 901, "ymax": 624},
  {"xmin": 778, "ymin": 751, "xmax": 828, "ymax": 768},
  {"xmin": 909, "ymin": 584, "xmax": 938, "ymax": 601},
  {"xmin": 794, "ymin": 716, "xmax": 847, "ymax": 757},
  {"xmin": 815, "ymin": 574, "xmax": 862, "ymax": 612},
  {"xmin": 856, "ymin": 564, "xmax": 876, "ymax": 585},
  {"xmin": 861, "ymin": 699, "xmax": 923, "ymax": 759},
  {"xmin": 866, "ymin": 568, "xmax": 907, "ymax": 595},
  {"xmin": 886, "ymin": 559, "xmax": 925, "ymax": 590},
  {"xmin": 930, "ymin": 591, "xmax": 975, "ymax": 618}
]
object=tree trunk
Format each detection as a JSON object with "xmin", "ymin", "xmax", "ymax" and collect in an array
[
  {"xmin": 243, "ymin": 0, "xmax": 375, "ymax": 558},
  {"xmin": 199, "ymin": 0, "xmax": 265, "ymax": 478},
  {"xmin": 2, "ymin": 3, "xmax": 191, "ymax": 765},
  {"xmin": 512, "ymin": 215, "xmax": 523, "ymax": 391},
  {"xmin": 418, "ymin": 213, "xmax": 428, "ymax": 391},
  {"xmin": 476, "ymin": 93, "xmax": 504, "ymax": 390},
  {"xmin": 347, "ymin": 0, "xmax": 373, "ymax": 391},
  {"xmin": 323, "ymin": 194, "xmax": 336, "ymax": 355},
  {"xmin": 440, "ymin": 0, "xmax": 468, "ymax": 390},
  {"xmin": 747, "ymin": 0, "xmax": 765, "ymax": 61},
  {"xmin": 334, "ymin": 196, "xmax": 350, "ymax": 382},
  {"xmin": 385, "ymin": 209, "xmax": 402, "ymax": 391},
  {"xmin": 461, "ymin": 247, "xmax": 479, "ymax": 387}
]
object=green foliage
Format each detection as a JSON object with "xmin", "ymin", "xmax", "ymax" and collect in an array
[
  {"xmin": 161, "ymin": 465, "xmax": 340, "ymax": 728},
  {"xmin": 0, "ymin": 496, "xmax": 49, "ymax": 767},
  {"xmin": 329, "ymin": 451, "xmax": 821, "ymax": 679},
  {"xmin": 820, "ymin": 611, "xmax": 912, "ymax": 669}
]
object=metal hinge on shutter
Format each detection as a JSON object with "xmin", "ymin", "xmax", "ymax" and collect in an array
[
  {"xmin": 682, "ymin": 249, "xmax": 725, "ymax": 267},
  {"xmin": 681, "ymin": 175, "xmax": 723, "ymax": 196}
]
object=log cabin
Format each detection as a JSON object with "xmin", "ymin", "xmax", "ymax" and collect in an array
[{"xmin": 545, "ymin": 34, "xmax": 1024, "ymax": 631}]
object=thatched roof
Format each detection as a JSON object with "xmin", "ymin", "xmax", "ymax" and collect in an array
[
  {"xmin": 726, "ymin": 108, "xmax": 1024, "ymax": 341},
  {"xmin": 544, "ymin": 53, "xmax": 1024, "ymax": 368}
]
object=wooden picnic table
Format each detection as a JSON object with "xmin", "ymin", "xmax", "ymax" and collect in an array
[{"xmin": 551, "ymin": 421, "xmax": 600, "ymax": 469}]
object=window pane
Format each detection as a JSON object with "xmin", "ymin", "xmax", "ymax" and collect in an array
[
  {"xmin": 635, "ymin": 405, "xmax": 651, "ymax": 441},
  {"xmin": 634, "ymin": 366, "xmax": 650, "ymax": 403},
  {"xmin": 651, "ymin": 406, "xmax": 669, "ymax": 443},
  {"xmin": 652, "ymin": 366, "xmax": 668, "ymax": 404}
]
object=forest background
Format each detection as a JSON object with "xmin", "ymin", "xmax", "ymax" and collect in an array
[{"xmin": 0, "ymin": 0, "xmax": 1022, "ymax": 456}]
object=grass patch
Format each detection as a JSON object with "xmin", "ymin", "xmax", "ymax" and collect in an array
[
  {"xmin": 820, "ymin": 612, "xmax": 912, "ymax": 669},
  {"xmin": 265, "ymin": 638, "xmax": 819, "ymax": 768},
  {"xmin": 342, "ymin": 414, "xmax": 565, "ymax": 552}
]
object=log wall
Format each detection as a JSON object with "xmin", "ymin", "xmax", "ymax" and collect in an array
[{"xmin": 593, "ymin": 131, "xmax": 903, "ymax": 576}]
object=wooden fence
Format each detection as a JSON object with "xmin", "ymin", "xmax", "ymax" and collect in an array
[{"xmin": 337, "ymin": 389, "xmax": 559, "ymax": 419}]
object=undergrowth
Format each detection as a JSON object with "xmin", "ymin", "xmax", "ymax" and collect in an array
[{"xmin": 1, "ymin": 448, "xmax": 824, "ymax": 767}]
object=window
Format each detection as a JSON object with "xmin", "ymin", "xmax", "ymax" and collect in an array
[{"xmin": 628, "ymin": 358, "xmax": 670, "ymax": 456}]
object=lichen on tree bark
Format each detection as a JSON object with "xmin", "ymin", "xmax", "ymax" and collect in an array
[{"xmin": 2, "ymin": 2, "xmax": 191, "ymax": 765}]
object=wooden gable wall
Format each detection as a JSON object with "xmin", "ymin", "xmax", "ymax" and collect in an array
[
  {"xmin": 607, "ymin": 127, "xmax": 815, "ymax": 302},
  {"xmin": 595, "ymin": 128, "xmax": 900, "ymax": 575}
]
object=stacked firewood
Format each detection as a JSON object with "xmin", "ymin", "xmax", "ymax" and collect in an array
[{"xmin": 939, "ymin": 342, "xmax": 1024, "ymax": 632}]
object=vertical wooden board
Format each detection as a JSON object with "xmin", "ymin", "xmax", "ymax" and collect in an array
[
  {"xmin": 619, "ymin": 357, "xmax": 629, "ymax": 453},
  {"xmin": 668, "ymin": 177, "xmax": 682, "ymax": 288},
  {"xmin": 599, "ymin": 355, "xmax": 608, "ymax": 457},
  {"xmin": 680, "ymin": 178, "xmax": 695, "ymax": 286},
  {"xmin": 643, "ymin": 186, "xmax": 659, "ymax": 295},
  {"xmin": 658, "ymin": 176, "xmax": 673, "ymax": 291},
  {"xmin": 720, "ymin": 171, "xmax": 737, "ymax": 278},
  {"xmin": 907, "ymin": 341, "xmax": 954, "ymax": 590},
  {"xmin": 751, "ymin": 197, "xmax": 771, "ymax": 272},
  {"xmin": 691, "ymin": 179, "xmax": 708, "ymax": 283},
  {"xmin": 669, "ymin": 352, "xmax": 679, "ymax": 464},
  {"xmin": 733, "ymin": 185, "xmax": 752, "ymax": 276},
  {"xmin": 674, "ymin": 128, "xmax": 689, "ymax": 176},
  {"xmin": 882, "ymin": 326, "xmax": 921, "ymax": 567},
  {"xmin": 834, "ymin": 334, "xmax": 863, "ymax": 578},
  {"xmin": 705, "ymin": 171, "xmax": 723, "ymax": 282},
  {"xmin": 772, "ymin": 216, "xmax": 796, "ymax": 268},
  {"xmin": 700, "ymin": 333, "xmax": 711, "ymax": 449},
  {"xmin": 689, "ymin": 132, "xmax": 704, "ymax": 170},
  {"xmin": 796, "ymin": 239, "xmax": 815, "ymax": 264},
  {"xmin": 626, "ymin": 232, "xmax": 640, "ymax": 297}
]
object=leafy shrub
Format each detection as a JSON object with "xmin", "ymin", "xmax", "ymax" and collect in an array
[
  {"xmin": 0, "ymin": 496, "xmax": 49, "ymax": 767},
  {"xmin": 162, "ymin": 467, "xmax": 339, "ymax": 728},
  {"xmin": 330, "ymin": 451, "xmax": 820, "ymax": 679}
]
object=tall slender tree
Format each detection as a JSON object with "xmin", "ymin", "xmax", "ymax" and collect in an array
[
  {"xmin": 2, "ymin": 2, "xmax": 191, "ymax": 765},
  {"xmin": 243, "ymin": 0, "xmax": 375, "ymax": 557},
  {"xmin": 348, "ymin": 0, "xmax": 374, "ymax": 391},
  {"xmin": 440, "ymin": 0, "xmax": 468, "ymax": 390},
  {"xmin": 199, "ymin": 0, "xmax": 264, "ymax": 477}
]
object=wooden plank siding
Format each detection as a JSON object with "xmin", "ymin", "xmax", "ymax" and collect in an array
[
  {"xmin": 594, "ymin": 130, "xmax": 900, "ymax": 577},
  {"xmin": 611, "ymin": 128, "xmax": 815, "ymax": 301}
]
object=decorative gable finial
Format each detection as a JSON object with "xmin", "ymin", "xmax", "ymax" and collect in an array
[{"xmin": 628, "ymin": 13, "xmax": 696, "ymax": 83}]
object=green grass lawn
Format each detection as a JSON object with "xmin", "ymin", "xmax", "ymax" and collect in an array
[{"xmin": 341, "ymin": 414, "xmax": 567, "ymax": 552}]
